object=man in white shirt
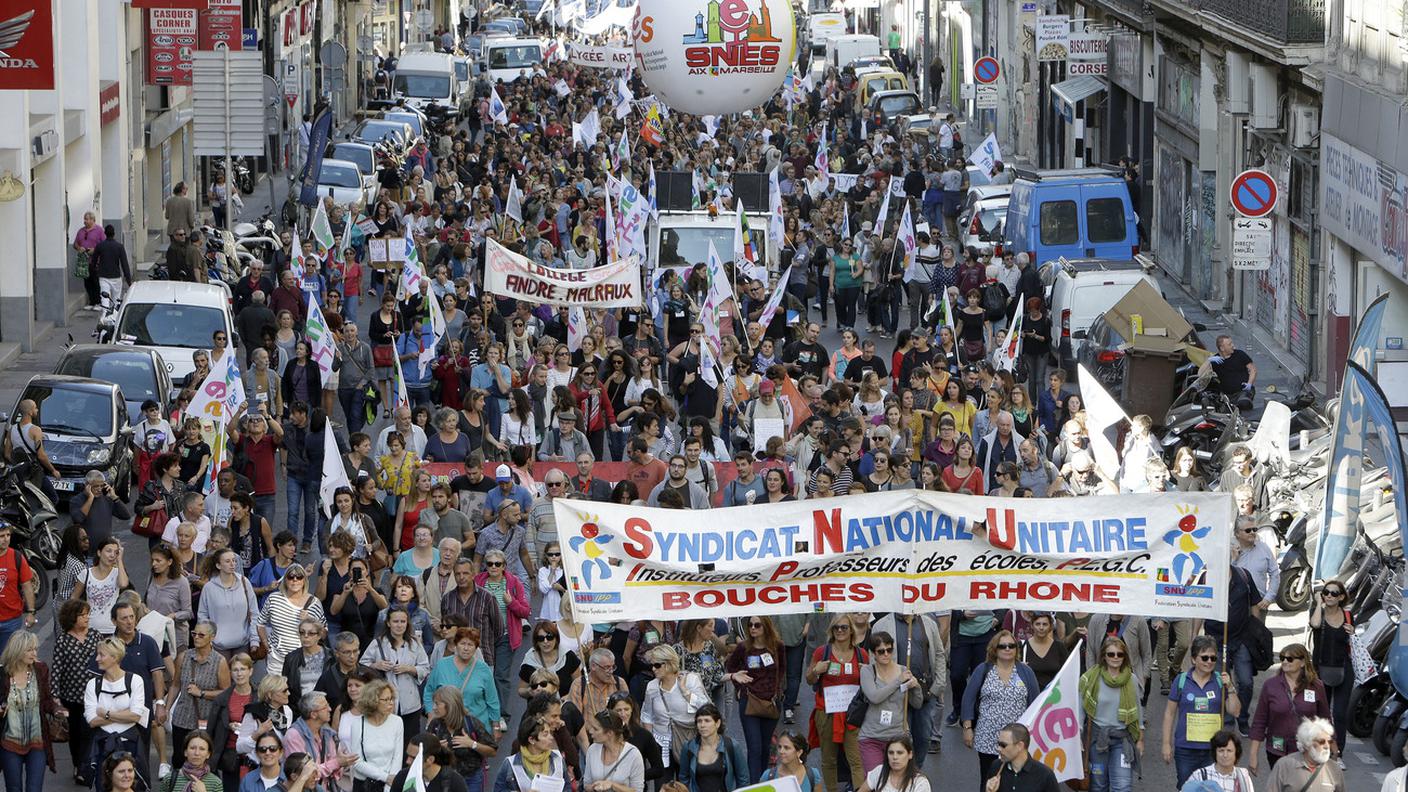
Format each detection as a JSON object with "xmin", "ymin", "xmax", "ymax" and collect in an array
[
  {"xmin": 375, "ymin": 406, "xmax": 428, "ymax": 458},
  {"xmin": 937, "ymin": 113, "xmax": 957, "ymax": 158},
  {"xmin": 132, "ymin": 400, "xmax": 175, "ymax": 453},
  {"xmin": 162, "ymin": 491, "xmax": 213, "ymax": 552}
]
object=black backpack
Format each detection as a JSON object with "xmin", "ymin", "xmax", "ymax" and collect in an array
[{"xmin": 981, "ymin": 282, "xmax": 1009, "ymax": 321}]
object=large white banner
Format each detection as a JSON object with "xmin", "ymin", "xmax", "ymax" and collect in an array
[
  {"xmin": 484, "ymin": 239, "xmax": 642, "ymax": 308},
  {"xmin": 556, "ymin": 490, "xmax": 1234, "ymax": 621},
  {"xmin": 569, "ymin": 43, "xmax": 633, "ymax": 69}
]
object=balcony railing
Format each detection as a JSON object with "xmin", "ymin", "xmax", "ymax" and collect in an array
[{"xmin": 1196, "ymin": 0, "xmax": 1326, "ymax": 44}]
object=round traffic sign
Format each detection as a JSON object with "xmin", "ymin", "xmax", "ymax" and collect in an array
[
  {"xmin": 1230, "ymin": 169, "xmax": 1278, "ymax": 218},
  {"xmin": 974, "ymin": 57, "xmax": 1000, "ymax": 84}
]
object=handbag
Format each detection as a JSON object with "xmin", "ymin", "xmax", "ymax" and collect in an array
[
  {"xmin": 744, "ymin": 692, "xmax": 779, "ymax": 720},
  {"xmin": 372, "ymin": 343, "xmax": 396, "ymax": 368},
  {"xmin": 844, "ymin": 688, "xmax": 869, "ymax": 728},
  {"xmin": 75, "ymin": 249, "xmax": 91, "ymax": 279},
  {"xmin": 46, "ymin": 707, "xmax": 68, "ymax": 743},
  {"xmin": 133, "ymin": 505, "xmax": 168, "ymax": 538},
  {"xmin": 1350, "ymin": 632, "xmax": 1378, "ymax": 685}
]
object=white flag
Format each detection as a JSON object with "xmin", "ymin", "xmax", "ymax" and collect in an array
[
  {"xmin": 647, "ymin": 161, "xmax": 659, "ymax": 219},
  {"xmin": 614, "ymin": 75, "xmax": 633, "ymax": 120},
  {"xmin": 319, "ymin": 414, "xmax": 350, "ymax": 517},
  {"xmin": 1018, "ymin": 641, "xmax": 1086, "ymax": 783},
  {"xmin": 421, "ymin": 291, "xmax": 445, "ymax": 377},
  {"xmin": 698, "ymin": 322, "xmax": 720, "ymax": 389},
  {"xmin": 968, "ymin": 133, "xmax": 1003, "ymax": 178},
  {"xmin": 505, "ymin": 176, "xmax": 524, "ymax": 224},
  {"xmin": 758, "ymin": 266, "xmax": 791, "ymax": 328},
  {"xmin": 290, "ymin": 229, "xmax": 305, "ymax": 280},
  {"xmin": 768, "ymin": 167, "xmax": 786, "ymax": 247},
  {"xmin": 305, "ymin": 294, "xmax": 337, "ymax": 378},
  {"xmin": 895, "ymin": 203, "xmax": 917, "ymax": 268},
  {"xmin": 577, "ymin": 109, "xmax": 601, "ymax": 147},
  {"xmin": 995, "ymin": 308, "xmax": 1023, "ymax": 373},
  {"xmin": 309, "ymin": 202, "xmax": 335, "ymax": 253},
  {"xmin": 703, "ymin": 240, "xmax": 732, "ymax": 320},
  {"xmin": 488, "ymin": 87, "xmax": 508, "ymax": 125},
  {"xmin": 535, "ymin": 0, "xmax": 555, "ymax": 21},
  {"xmin": 391, "ymin": 343, "xmax": 409, "ymax": 411},
  {"xmin": 874, "ymin": 175, "xmax": 897, "ymax": 232},
  {"xmin": 567, "ymin": 307, "xmax": 587, "ymax": 352},
  {"xmin": 1077, "ymin": 364, "xmax": 1131, "ymax": 482}
]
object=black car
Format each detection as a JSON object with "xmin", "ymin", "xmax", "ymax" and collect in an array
[
  {"xmin": 5, "ymin": 375, "xmax": 134, "ymax": 500},
  {"xmin": 54, "ymin": 344, "xmax": 173, "ymax": 424},
  {"xmin": 867, "ymin": 89, "xmax": 922, "ymax": 131}
]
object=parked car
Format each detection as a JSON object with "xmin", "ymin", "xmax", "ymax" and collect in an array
[
  {"xmin": 1047, "ymin": 257, "xmax": 1161, "ymax": 375},
  {"xmin": 99, "ymin": 281, "xmax": 236, "ymax": 385},
  {"xmin": 5, "ymin": 375, "xmax": 134, "ymax": 500},
  {"xmin": 853, "ymin": 69, "xmax": 909, "ymax": 113},
  {"xmin": 1003, "ymin": 166, "xmax": 1140, "ymax": 268},
  {"xmin": 957, "ymin": 196, "xmax": 1009, "ymax": 257},
  {"xmin": 53, "ymin": 344, "xmax": 173, "ymax": 424},
  {"xmin": 353, "ymin": 119, "xmax": 414, "ymax": 155},
  {"xmin": 866, "ymin": 89, "xmax": 922, "ymax": 130},
  {"xmin": 313, "ymin": 159, "xmax": 374, "ymax": 207}
]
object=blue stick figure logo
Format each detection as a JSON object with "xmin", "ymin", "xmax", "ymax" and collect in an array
[
  {"xmin": 569, "ymin": 521, "xmax": 614, "ymax": 587},
  {"xmin": 1163, "ymin": 506, "xmax": 1212, "ymax": 585}
]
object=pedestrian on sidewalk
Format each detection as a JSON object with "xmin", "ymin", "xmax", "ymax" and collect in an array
[
  {"xmin": 73, "ymin": 211, "xmax": 104, "ymax": 310},
  {"xmin": 92, "ymin": 224, "xmax": 133, "ymax": 310},
  {"xmin": 164, "ymin": 182, "xmax": 196, "ymax": 237}
]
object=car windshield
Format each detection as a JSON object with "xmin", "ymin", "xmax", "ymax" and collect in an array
[
  {"xmin": 659, "ymin": 226, "xmax": 768, "ymax": 269},
  {"xmin": 320, "ymin": 164, "xmax": 362, "ymax": 189},
  {"xmin": 489, "ymin": 45, "xmax": 540, "ymax": 70},
  {"xmin": 24, "ymin": 385, "xmax": 113, "ymax": 438},
  {"xmin": 57, "ymin": 353, "xmax": 158, "ymax": 404},
  {"xmin": 117, "ymin": 303, "xmax": 226, "ymax": 349},
  {"xmin": 978, "ymin": 208, "xmax": 1005, "ymax": 233},
  {"xmin": 878, "ymin": 95, "xmax": 918, "ymax": 115},
  {"xmin": 393, "ymin": 73, "xmax": 451, "ymax": 98},
  {"xmin": 384, "ymin": 114, "xmax": 423, "ymax": 136},
  {"xmin": 357, "ymin": 123, "xmax": 404, "ymax": 147},
  {"xmin": 334, "ymin": 146, "xmax": 374, "ymax": 175},
  {"xmin": 455, "ymin": 61, "xmax": 469, "ymax": 81}
]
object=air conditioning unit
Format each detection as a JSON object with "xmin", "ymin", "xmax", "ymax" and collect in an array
[
  {"xmin": 1290, "ymin": 103, "xmax": 1320, "ymax": 148},
  {"xmin": 1249, "ymin": 62, "xmax": 1278, "ymax": 128},
  {"xmin": 31, "ymin": 129, "xmax": 57, "ymax": 159}
]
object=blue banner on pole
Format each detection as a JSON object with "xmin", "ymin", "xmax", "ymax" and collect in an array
[{"xmin": 298, "ymin": 106, "xmax": 334, "ymax": 207}]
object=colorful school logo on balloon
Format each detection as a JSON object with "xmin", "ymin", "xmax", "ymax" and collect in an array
[
  {"xmin": 632, "ymin": 0, "xmax": 795, "ymax": 115},
  {"xmin": 1153, "ymin": 505, "xmax": 1214, "ymax": 599}
]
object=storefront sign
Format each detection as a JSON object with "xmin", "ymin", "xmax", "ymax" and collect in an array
[
  {"xmin": 0, "ymin": 0, "xmax": 56, "ymax": 90},
  {"xmin": 147, "ymin": 8, "xmax": 198, "ymax": 86},
  {"xmin": 1035, "ymin": 15, "xmax": 1070, "ymax": 61},
  {"xmin": 1067, "ymin": 60, "xmax": 1106, "ymax": 77},
  {"xmin": 199, "ymin": 0, "xmax": 242, "ymax": 50},
  {"xmin": 557, "ymin": 490, "xmax": 1235, "ymax": 620},
  {"xmin": 485, "ymin": 239, "xmax": 642, "ymax": 308},
  {"xmin": 1321, "ymin": 133, "xmax": 1408, "ymax": 284},
  {"xmin": 1108, "ymin": 31, "xmax": 1143, "ymax": 98}
]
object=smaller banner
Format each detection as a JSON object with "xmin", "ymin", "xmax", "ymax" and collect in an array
[
  {"xmin": 198, "ymin": 0, "xmax": 242, "ymax": 50},
  {"xmin": 570, "ymin": 43, "xmax": 633, "ymax": 69},
  {"xmin": 485, "ymin": 239, "xmax": 641, "ymax": 308},
  {"xmin": 298, "ymin": 106, "xmax": 334, "ymax": 206},
  {"xmin": 0, "ymin": 0, "xmax": 55, "ymax": 90},
  {"xmin": 1018, "ymin": 641, "xmax": 1085, "ymax": 782}
]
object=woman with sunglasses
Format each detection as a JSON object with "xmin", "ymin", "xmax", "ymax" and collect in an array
[
  {"xmin": 518, "ymin": 621, "xmax": 582, "ymax": 699},
  {"xmin": 724, "ymin": 616, "xmax": 786, "ymax": 782},
  {"xmin": 168, "ymin": 619, "xmax": 231, "ymax": 767},
  {"xmin": 570, "ymin": 363, "xmax": 619, "ymax": 463},
  {"xmin": 1161, "ymin": 635, "xmax": 1240, "ymax": 788},
  {"xmin": 806, "ymin": 615, "xmax": 870, "ymax": 792},
  {"xmin": 1076, "ymin": 636, "xmax": 1143, "ymax": 792},
  {"xmin": 856, "ymin": 631, "xmax": 921, "ymax": 775},
  {"xmin": 361, "ymin": 605, "xmax": 431, "ymax": 744},
  {"xmin": 1310, "ymin": 583, "xmax": 1355, "ymax": 755},
  {"xmin": 427, "ymin": 687, "xmax": 497, "ymax": 792},
  {"xmin": 1248, "ymin": 643, "xmax": 1330, "ymax": 776},
  {"xmin": 641, "ymin": 645, "xmax": 707, "ymax": 771},
  {"xmin": 256, "ymin": 563, "xmax": 326, "ymax": 677},
  {"xmin": 960, "ymin": 630, "xmax": 1040, "ymax": 791}
]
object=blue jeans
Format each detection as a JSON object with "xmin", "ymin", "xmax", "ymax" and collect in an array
[
  {"xmin": 910, "ymin": 696, "xmax": 938, "ymax": 766},
  {"xmin": 1224, "ymin": 641, "xmax": 1253, "ymax": 730},
  {"xmin": 1173, "ymin": 746, "xmax": 1211, "ymax": 789},
  {"xmin": 343, "ymin": 293, "xmax": 360, "ymax": 326},
  {"xmin": 783, "ymin": 641, "xmax": 806, "ymax": 711},
  {"xmin": 882, "ymin": 283, "xmax": 901, "ymax": 335},
  {"xmin": 338, "ymin": 386, "xmax": 368, "ymax": 434},
  {"xmin": 253, "ymin": 494, "xmax": 276, "ymax": 535},
  {"xmin": 1088, "ymin": 736, "xmax": 1133, "ymax": 792},
  {"xmin": 1, "ymin": 746, "xmax": 45, "ymax": 792},
  {"xmin": 286, "ymin": 477, "xmax": 320, "ymax": 550},
  {"xmin": 464, "ymin": 764, "xmax": 484, "ymax": 792},
  {"xmin": 608, "ymin": 426, "xmax": 628, "ymax": 462},
  {"xmin": 407, "ymin": 385, "xmax": 432, "ymax": 410},
  {"xmin": 739, "ymin": 709, "xmax": 779, "ymax": 783}
]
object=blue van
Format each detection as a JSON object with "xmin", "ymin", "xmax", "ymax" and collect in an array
[{"xmin": 1002, "ymin": 168, "xmax": 1139, "ymax": 267}]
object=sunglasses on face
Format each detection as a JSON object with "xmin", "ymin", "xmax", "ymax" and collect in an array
[
  {"xmin": 1105, "ymin": 651, "xmax": 1125, "ymax": 658},
  {"xmin": 1280, "ymin": 654, "xmax": 1304, "ymax": 662},
  {"xmin": 257, "ymin": 745, "xmax": 281, "ymax": 754},
  {"xmin": 486, "ymin": 561, "xmax": 504, "ymax": 568},
  {"xmin": 650, "ymin": 662, "xmax": 666, "ymax": 669},
  {"xmin": 1196, "ymin": 654, "xmax": 1218, "ymax": 662},
  {"xmin": 533, "ymin": 682, "xmax": 554, "ymax": 690},
  {"xmin": 997, "ymin": 643, "xmax": 1018, "ymax": 650},
  {"xmin": 1323, "ymin": 589, "xmax": 1344, "ymax": 597},
  {"xmin": 875, "ymin": 646, "xmax": 894, "ymax": 655},
  {"xmin": 546, "ymin": 551, "xmax": 561, "ymax": 557},
  {"xmin": 535, "ymin": 634, "xmax": 555, "ymax": 642},
  {"xmin": 287, "ymin": 574, "xmax": 306, "ymax": 580}
]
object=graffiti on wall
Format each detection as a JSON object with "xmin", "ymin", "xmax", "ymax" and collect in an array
[{"xmin": 1157, "ymin": 144, "xmax": 1187, "ymax": 281}]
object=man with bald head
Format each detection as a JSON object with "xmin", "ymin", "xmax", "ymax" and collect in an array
[{"xmin": 2, "ymin": 399, "xmax": 60, "ymax": 486}]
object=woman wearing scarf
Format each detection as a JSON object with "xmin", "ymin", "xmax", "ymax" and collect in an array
[
  {"xmin": 1078, "ymin": 636, "xmax": 1143, "ymax": 792},
  {"xmin": 161, "ymin": 730, "xmax": 223, "ymax": 792},
  {"xmin": 494, "ymin": 716, "xmax": 569, "ymax": 792}
]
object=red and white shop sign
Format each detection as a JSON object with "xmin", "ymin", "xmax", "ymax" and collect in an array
[
  {"xmin": 0, "ymin": 0, "xmax": 57, "ymax": 90},
  {"xmin": 146, "ymin": 7, "xmax": 197, "ymax": 86},
  {"xmin": 198, "ymin": 0, "xmax": 242, "ymax": 50}
]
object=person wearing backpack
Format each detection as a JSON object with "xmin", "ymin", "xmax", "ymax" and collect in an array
[
  {"xmin": 85, "ymin": 637, "xmax": 150, "ymax": 792},
  {"xmin": 1161, "ymin": 635, "xmax": 1241, "ymax": 789}
]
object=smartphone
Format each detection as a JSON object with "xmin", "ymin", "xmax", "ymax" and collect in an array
[{"xmin": 353, "ymin": 567, "xmax": 364, "ymax": 583}]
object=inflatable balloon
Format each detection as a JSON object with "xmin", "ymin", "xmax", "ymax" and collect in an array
[{"xmin": 632, "ymin": 0, "xmax": 796, "ymax": 116}]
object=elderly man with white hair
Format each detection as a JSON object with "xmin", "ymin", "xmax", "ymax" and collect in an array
[{"xmin": 1264, "ymin": 717, "xmax": 1343, "ymax": 791}]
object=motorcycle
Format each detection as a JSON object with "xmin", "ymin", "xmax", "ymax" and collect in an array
[
  {"xmin": 1159, "ymin": 371, "xmax": 1252, "ymax": 477},
  {"xmin": 214, "ymin": 156, "xmax": 256, "ymax": 196},
  {"xmin": 0, "ymin": 463, "xmax": 61, "ymax": 608}
]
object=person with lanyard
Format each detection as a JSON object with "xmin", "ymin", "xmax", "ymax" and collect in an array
[
  {"xmin": 806, "ymin": 614, "xmax": 869, "ymax": 792},
  {"xmin": 1161, "ymin": 635, "xmax": 1240, "ymax": 789},
  {"xmin": 1084, "ymin": 612, "xmax": 1152, "ymax": 699},
  {"xmin": 872, "ymin": 611, "xmax": 948, "ymax": 762},
  {"xmin": 961, "ymin": 631, "xmax": 1041, "ymax": 791},
  {"xmin": 1263, "ymin": 717, "xmax": 1344, "ymax": 792},
  {"xmin": 1310, "ymin": 582, "xmax": 1355, "ymax": 759},
  {"xmin": 1247, "ymin": 643, "xmax": 1330, "ymax": 776}
]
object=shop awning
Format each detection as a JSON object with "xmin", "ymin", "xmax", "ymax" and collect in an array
[{"xmin": 1051, "ymin": 75, "xmax": 1106, "ymax": 106}]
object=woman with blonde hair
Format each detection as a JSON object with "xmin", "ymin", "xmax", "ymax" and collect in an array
[
  {"xmin": 256, "ymin": 563, "xmax": 326, "ymax": 676},
  {"xmin": 340, "ymin": 679, "xmax": 403, "ymax": 792},
  {"xmin": 427, "ymin": 686, "xmax": 498, "ymax": 789},
  {"xmin": 0, "ymin": 631, "xmax": 58, "ymax": 792},
  {"xmin": 1077, "ymin": 636, "xmax": 1143, "ymax": 792},
  {"xmin": 85, "ymin": 637, "xmax": 149, "ymax": 786},
  {"xmin": 806, "ymin": 615, "xmax": 870, "ymax": 792},
  {"xmin": 641, "ymin": 644, "xmax": 708, "ymax": 768},
  {"xmin": 234, "ymin": 675, "xmax": 294, "ymax": 764}
]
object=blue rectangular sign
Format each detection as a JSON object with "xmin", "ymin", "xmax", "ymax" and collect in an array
[{"xmin": 242, "ymin": 28, "xmax": 258, "ymax": 49}]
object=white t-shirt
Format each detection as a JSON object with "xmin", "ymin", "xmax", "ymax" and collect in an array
[
  {"xmin": 83, "ymin": 567, "xmax": 122, "ymax": 635},
  {"xmin": 865, "ymin": 766, "xmax": 932, "ymax": 792}
]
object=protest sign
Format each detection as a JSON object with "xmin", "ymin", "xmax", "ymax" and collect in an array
[
  {"xmin": 485, "ymin": 239, "xmax": 641, "ymax": 308},
  {"xmin": 569, "ymin": 43, "xmax": 633, "ymax": 69},
  {"xmin": 556, "ymin": 490, "xmax": 1233, "ymax": 620}
]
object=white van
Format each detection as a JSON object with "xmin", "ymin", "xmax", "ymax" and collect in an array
[
  {"xmin": 393, "ymin": 51, "xmax": 459, "ymax": 115},
  {"xmin": 827, "ymin": 34, "xmax": 881, "ymax": 72},
  {"xmin": 1046, "ymin": 256, "xmax": 1161, "ymax": 375},
  {"xmin": 482, "ymin": 37, "xmax": 543, "ymax": 84},
  {"xmin": 102, "ymin": 281, "xmax": 236, "ymax": 383},
  {"xmin": 806, "ymin": 12, "xmax": 848, "ymax": 77}
]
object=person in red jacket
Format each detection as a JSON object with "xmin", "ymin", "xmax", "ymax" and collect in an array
[{"xmin": 569, "ymin": 362, "xmax": 618, "ymax": 462}]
